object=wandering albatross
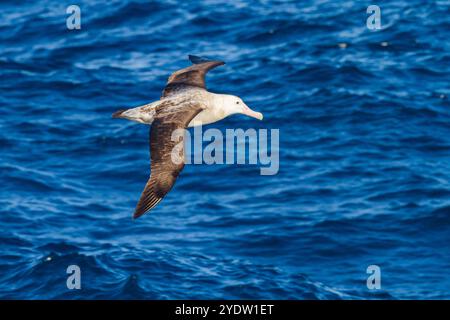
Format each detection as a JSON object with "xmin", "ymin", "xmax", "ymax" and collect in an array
[{"xmin": 113, "ymin": 55, "xmax": 263, "ymax": 219}]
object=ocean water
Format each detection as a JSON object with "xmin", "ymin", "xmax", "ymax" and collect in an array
[{"xmin": 0, "ymin": 0, "xmax": 449, "ymax": 300}]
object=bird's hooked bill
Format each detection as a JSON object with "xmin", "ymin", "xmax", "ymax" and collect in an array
[{"xmin": 243, "ymin": 106, "xmax": 264, "ymax": 120}]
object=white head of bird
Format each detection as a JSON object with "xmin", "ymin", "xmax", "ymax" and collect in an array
[{"xmin": 215, "ymin": 94, "xmax": 264, "ymax": 120}]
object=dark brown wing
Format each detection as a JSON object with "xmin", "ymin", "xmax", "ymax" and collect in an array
[
  {"xmin": 133, "ymin": 100, "xmax": 204, "ymax": 219},
  {"xmin": 162, "ymin": 55, "xmax": 224, "ymax": 98}
]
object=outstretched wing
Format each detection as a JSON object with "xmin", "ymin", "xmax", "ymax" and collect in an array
[
  {"xmin": 162, "ymin": 55, "xmax": 224, "ymax": 98},
  {"xmin": 133, "ymin": 100, "xmax": 204, "ymax": 219}
]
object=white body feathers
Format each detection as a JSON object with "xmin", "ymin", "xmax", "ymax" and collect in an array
[{"xmin": 117, "ymin": 91, "xmax": 262, "ymax": 127}]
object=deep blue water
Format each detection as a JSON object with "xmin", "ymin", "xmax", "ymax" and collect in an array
[{"xmin": 1, "ymin": 0, "xmax": 449, "ymax": 299}]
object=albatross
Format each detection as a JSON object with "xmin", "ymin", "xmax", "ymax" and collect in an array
[{"xmin": 112, "ymin": 55, "xmax": 263, "ymax": 219}]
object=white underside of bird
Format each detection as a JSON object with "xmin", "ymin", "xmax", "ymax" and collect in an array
[{"xmin": 116, "ymin": 89, "xmax": 263, "ymax": 127}]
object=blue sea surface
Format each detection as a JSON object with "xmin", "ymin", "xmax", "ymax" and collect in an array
[{"xmin": 0, "ymin": 0, "xmax": 449, "ymax": 299}]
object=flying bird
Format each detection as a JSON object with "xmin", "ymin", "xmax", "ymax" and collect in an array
[{"xmin": 113, "ymin": 55, "xmax": 263, "ymax": 219}]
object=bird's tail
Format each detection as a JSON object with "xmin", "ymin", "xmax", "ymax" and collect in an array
[
  {"xmin": 112, "ymin": 109, "xmax": 126, "ymax": 118},
  {"xmin": 112, "ymin": 103, "xmax": 157, "ymax": 124}
]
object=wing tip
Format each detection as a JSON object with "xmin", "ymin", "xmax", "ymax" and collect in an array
[
  {"xmin": 188, "ymin": 54, "xmax": 207, "ymax": 64},
  {"xmin": 132, "ymin": 208, "xmax": 149, "ymax": 220},
  {"xmin": 132, "ymin": 212, "xmax": 142, "ymax": 220},
  {"xmin": 188, "ymin": 54, "xmax": 225, "ymax": 65},
  {"xmin": 132, "ymin": 184, "xmax": 163, "ymax": 219},
  {"xmin": 132, "ymin": 198, "xmax": 162, "ymax": 219}
]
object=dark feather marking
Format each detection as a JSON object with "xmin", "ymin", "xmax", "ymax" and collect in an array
[
  {"xmin": 133, "ymin": 100, "xmax": 204, "ymax": 219},
  {"xmin": 162, "ymin": 55, "xmax": 225, "ymax": 98}
]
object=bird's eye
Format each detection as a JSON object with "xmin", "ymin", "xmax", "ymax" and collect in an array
[{"xmin": 236, "ymin": 101, "xmax": 240, "ymax": 104}]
